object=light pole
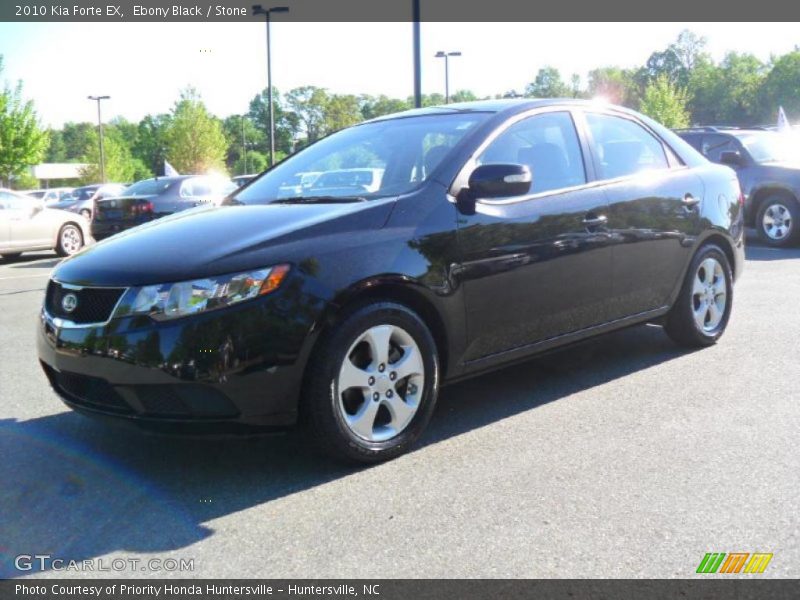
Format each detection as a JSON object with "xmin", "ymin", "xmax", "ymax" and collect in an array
[
  {"xmin": 252, "ymin": 4, "xmax": 288, "ymax": 167},
  {"xmin": 434, "ymin": 51, "xmax": 461, "ymax": 104},
  {"xmin": 412, "ymin": 0, "xmax": 421, "ymax": 108},
  {"xmin": 88, "ymin": 95, "xmax": 110, "ymax": 182}
]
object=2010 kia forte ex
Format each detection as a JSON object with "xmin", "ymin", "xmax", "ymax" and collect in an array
[{"xmin": 38, "ymin": 100, "xmax": 745, "ymax": 463}]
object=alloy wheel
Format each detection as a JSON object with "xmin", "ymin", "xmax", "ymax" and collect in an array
[
  {"xmin": 60, "ymin": 226, "xmax": 82, "ymax": 255},
  {"xmin": 762, "ymin": 202, "xmax": 793, "ymax": 241},
  {"xmin": 691, "ymin": 257, "xmax": 727, "ymax": 332},
  {"xmin": 337, "ymin": 324, "xmax": 425, "ymax": 442}
]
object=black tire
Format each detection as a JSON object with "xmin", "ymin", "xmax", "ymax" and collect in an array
[
  {"xmin": 755, "ymin": 194, "xmax": 799, "ymax": 247},
  {"xmin": 664, "ymin": 244, "xmax": 733, "ymax": 348},
  {"xmin": 55, "ymin": 223, "xmax": 84, "ymax": 257},
  {"xmin": 301, "ymin": 301, "xmax": 440, "ymax": 464}
]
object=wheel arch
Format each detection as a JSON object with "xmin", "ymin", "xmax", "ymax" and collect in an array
[{"xmin": 313, "ymin": 277, "xmax": 451, "ymax": 378}]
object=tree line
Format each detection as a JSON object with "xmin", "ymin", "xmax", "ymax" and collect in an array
[{"xmin": 2, "ymin": 30, "xmax": 800, "ymax": 188}]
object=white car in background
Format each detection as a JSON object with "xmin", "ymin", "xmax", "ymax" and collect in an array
[
  {"xmin": 0, "ymin": 188, "xmax": 90, "ymax": 260},
  {"xmin": 24, "ymin": 187, "xmax": 74, "ymax": 205}
]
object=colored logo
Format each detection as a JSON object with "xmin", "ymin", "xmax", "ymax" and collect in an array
[
  {"xmin": 61, "ymin": 293, "xmax": 78, "ymax": 313},
  {"xmin": 696, "ymin": 552, "xmax": 773, "ymax": 574}
]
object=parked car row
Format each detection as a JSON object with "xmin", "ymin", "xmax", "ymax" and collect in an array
[
  {"xmin": 0, "ymin": 188, "xmax": 89, "ymax": 259},
  {"xmin": 676, "ymin": 126, "xmax": 800, "ymax": 247},
  {"xmin": 39, "ymin": 99, "xmax": 745, "ymax": 463}
]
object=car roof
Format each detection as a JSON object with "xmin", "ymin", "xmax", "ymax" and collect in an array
[{"xmin": 367, "ymin": 98, "xmax": 642, "ymax": 123}]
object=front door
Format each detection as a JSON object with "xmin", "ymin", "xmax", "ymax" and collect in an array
[{"xmin": 456, "ymin": 110, "xmax": 613, "ymax": 362}]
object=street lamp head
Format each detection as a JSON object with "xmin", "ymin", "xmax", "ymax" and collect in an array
[
  {"xmin": 270, "ymin": 6, "xmax": 289, "ymax": 13},
  {"xmin": 435, "ymin": 51, "xmax": 446, "ymax": 58},
  {"xmin": 252, "ymin": 4, "xmax": 264, "ymax": 14},
  {"xmin": 448, "ymin": 51, "xmax": 462, "ymax": 57},
  {"xmin": 88, "ymin": 95, "xmax": 111, "ymax": 101}
]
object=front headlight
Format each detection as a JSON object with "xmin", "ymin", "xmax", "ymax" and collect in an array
[{"xmin": 118, "ymin": 264, "xmax": 290, "ymax": 321}]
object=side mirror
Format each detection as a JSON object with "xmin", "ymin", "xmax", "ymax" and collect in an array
[
  {"xmin": 719, "ymin": 150, "xmax": 744, "ymax": 167},
  {"xmin": 30, "ymin": 201, "xmax": 45, "ymax": 216},
  {"xmin": 468, "ymin": 163, "xmax": 532, "ymax": 199}
]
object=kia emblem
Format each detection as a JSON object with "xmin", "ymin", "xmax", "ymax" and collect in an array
[{"xmin": 61, "ymin": 293, "xmax": 78, "ymax": 313}]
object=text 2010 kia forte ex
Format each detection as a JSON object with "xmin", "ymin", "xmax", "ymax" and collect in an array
[{"xmin": 38, "ymin": 100, "xmax": 745, "ymax": 462}]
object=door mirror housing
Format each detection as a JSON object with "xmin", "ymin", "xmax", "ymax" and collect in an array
[
  {"xmin": 30, "ymin": 200, "xmax": 45, "ymax": 217},
  {"xmin": 719, "ymin": 150, "xmax": 744, "ymax": 167},
  {"xmin": 467, "ymin": 163, "xmax": 532, "ymax": 199}
]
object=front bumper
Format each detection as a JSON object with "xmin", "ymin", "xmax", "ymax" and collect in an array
[{"xmin": 37, "ymin": 291, "xmax": 316, "ymax": 433}]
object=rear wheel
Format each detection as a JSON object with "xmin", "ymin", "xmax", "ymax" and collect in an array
[
  {"xmin": 664, "ymin": 244, "xmax": 733, "ymax": 348},
  {"xmin": 756, "ymin": 194, "xmax": 799, "ymax": 247},
  {"xmin": 56, "ymin": 223, "xmax": 84, "ymax": 257},
  {"xmin": 302, "ymin": 301, "xmax": 440, "ymax": 463}
]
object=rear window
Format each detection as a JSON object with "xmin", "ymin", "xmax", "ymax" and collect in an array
[{"xmin": 123, "ymin": 179, "xmax": 175, "ymax": 196}]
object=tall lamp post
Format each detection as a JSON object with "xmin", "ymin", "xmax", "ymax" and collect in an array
[
  {"xmin": 434, "ymin": 51, "xmax": 461, "ymax": 104},
  {"xmin": 88, "ymin": 95, "xmax": 110, "ymax": 182},
  {"xmin": 252, "ymin": 4, "xmax": 288, "ymax": 167}
]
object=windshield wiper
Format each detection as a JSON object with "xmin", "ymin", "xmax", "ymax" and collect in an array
[{"xmin": 271, "ymin": 196, "xmax": 369, "ymax": 205}]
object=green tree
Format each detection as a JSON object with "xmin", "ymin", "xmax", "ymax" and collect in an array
[
  {"xmin": 61, "ymin": 122, "xmax": 95, "ymax": 160},
  {"xmin": 360, "ymin": 95, "xmax": 410, "ymax": 119},
  {"xmin": 285, "ymin": 86, "xmax": 329, "ymax": 144},
  {"xmin": 759, "ymin": 50, "xmax": 800, "ymax": 122},
  {"xmin": 0, "ymin": 56, "xmax": 49, "ymax": 186},
  {"xmin": 45, "ymin": 128, "xmax": 66, "ymax": 162},
  {"xmin": 639, "ymin": 74, "xmax": 690, "ymax": 128},
  {"xmin": 587, "ymin": 67, "xmax": 640, "ymax": 106},
  {"xmin": 248, "ymin": 87, "xmax": 298, "ymax": 157},
  {"xmin": 164, "ymin": 87, "xmax": 228, "ymax": 174},
  {"xmin": 233, "ymin": 149, "xmax": 268, "ymax": 175},
  {"xmin": 450, "ymin": 90, "xmax": 479, "ymax": 103},
  {"xmin": 525, "ymin": 67, "xmax": 570, "ymax": 98},
  {"xmin": 78, "ymin": 128, "xmax": 142, "ymax": 183},
  {"xmin": 132, "ymin": 114, "xmax": 171, "ymax": 175},
  {"xmin": 324, "ymin": 94, "xmax": 362, "ymax": 133}
]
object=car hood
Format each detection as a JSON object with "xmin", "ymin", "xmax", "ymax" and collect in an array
[{"xmin": 54, "ymin": 199, "xmax": 395, "ymax": 286}]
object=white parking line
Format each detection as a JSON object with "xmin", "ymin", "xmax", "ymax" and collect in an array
[{"xmin": 0, "ymin": 273, "xmax": 51, "ymax": 281}]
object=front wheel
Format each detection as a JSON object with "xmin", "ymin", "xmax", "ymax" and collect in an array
[
  {"xmin": 55, "ymin": 223, "xmax": 84, "ymax": 257},
  {"xmin": 664, "ymin": 244, "xmax": 733, "ymax": 348},
  {"xmin": 756, "ymin": 195, "xmax": 798, "ymax": 247},
  {"xmin": 302, "ymin": 302, "xmax": 440, "ymax": 463}
]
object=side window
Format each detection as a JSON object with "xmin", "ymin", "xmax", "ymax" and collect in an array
[
  {"xmin": 701, "ymin": 135, "xmax": 738, "ymax": 163},
  {"xmin": 585, "ymin": 113, "xmax": 669, "ymax": 180},
  {"xmin": 181, "ymin": 179, "xmax": 212, "ymax": 197},
  {"xmin": 477, "ymin": 111, "xmax": 586, "ymax": 194}
]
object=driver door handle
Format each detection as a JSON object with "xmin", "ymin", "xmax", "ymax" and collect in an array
[{"xmin": 582, "ymin": 214, "xmax": 608, "ymax": 227}]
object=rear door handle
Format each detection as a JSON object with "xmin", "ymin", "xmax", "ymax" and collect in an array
[
  {"xmin": 682, "ymin": 194, "xmax": 701, "ymax": 207},
  {"xmin": 582, "ymin": 215, "xmax": 608, "ymax": 227}
]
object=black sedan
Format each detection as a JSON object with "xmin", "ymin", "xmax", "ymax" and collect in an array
[
  {"xmin": 39, "ymin": 100, "xmax": 744, "ymax": 463},
  {"xmin": 677, "ymin": 127, "xmax": 800, "ymax": 246},
  {"xmin": 92, "ymin": 175, "xmax": 236, "ymax": 239}
]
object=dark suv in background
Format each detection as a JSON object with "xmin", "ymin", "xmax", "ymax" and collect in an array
[{"xmin": 677, "ymin": 127, "xmax": 800, "ymax": 247}]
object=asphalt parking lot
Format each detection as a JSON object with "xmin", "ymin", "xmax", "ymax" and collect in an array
[{"xmin": 1, "ymin": 240, "xmax": 798, "ymax": 579}]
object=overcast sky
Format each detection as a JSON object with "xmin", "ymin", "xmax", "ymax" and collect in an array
[{"xmin": 0, "ymin": 22, "xmax": 798, "ymax": 128}]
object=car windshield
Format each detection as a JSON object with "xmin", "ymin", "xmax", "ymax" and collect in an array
[
  {"xmin": 72, "ymin": 187, "xmax": 98, "ymax": 201},
  {"xmin": 122, "ymin": 179, "xmax": 175, "ymax": 196},
  {"xmin": 230, "ymin": 113, "xmax": 488, "ymax": 205},
  {"xmin": 739, "ymin": 132, "xmax": 800, "ymax": 164}
]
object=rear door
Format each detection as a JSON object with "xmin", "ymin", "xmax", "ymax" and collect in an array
[
  {"xmin": 7, "ymin": 192, "xmax": 52, "ymax": 249},
  {"xmin": 0, "ymin": 192, "xmax": 14, "ymax": 251},
  {"xmin": 580, "ymin": 110, "xmax": 704, "ymax": 319}
]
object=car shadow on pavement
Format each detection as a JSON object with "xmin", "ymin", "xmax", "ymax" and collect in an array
[
  {"xmin": 744, "ymin": 244, "xmax": 800, "ymax": 261},
  {"xmin": 0, "ymin": 323, "xmax": 687, "ymax": 578},
  {"xmin": 7, "ymin": 257, "xmax": 61, "ymax": 269}
]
